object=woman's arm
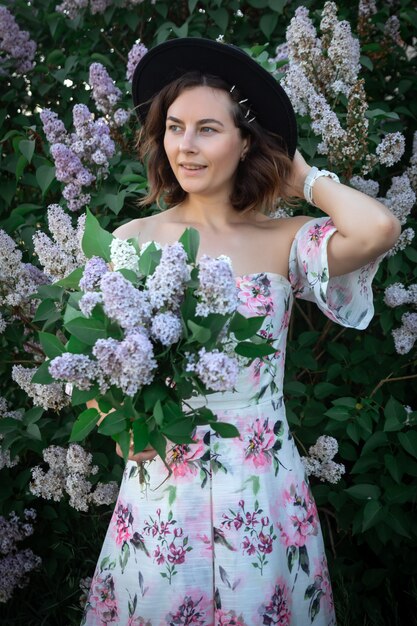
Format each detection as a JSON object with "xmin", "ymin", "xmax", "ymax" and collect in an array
[
  {"xmin": 289, "ymin": 150, "xmax": 402, "ymax": 277},
  {"xmin": 86, "ymin": 399, "xmax": 157, "ymax": 463}
]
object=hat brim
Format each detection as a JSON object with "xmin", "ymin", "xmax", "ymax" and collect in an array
[{"xmin": 132, "ymin": 38, "xmax": 297, "ymax": 158}]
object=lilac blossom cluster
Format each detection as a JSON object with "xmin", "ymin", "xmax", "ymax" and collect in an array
[
  {"xmin": 301, "ymin": 435, "xmax": 345, "ymax": 484},
  {"xmin": 56, "ymin": 0, "xmax": 148, "ymax": 19},
  {"xmin": 281, "ymin": 2, "xmax": 406, "ymax": 173},
  {"xmin": 79, "ymin": 256, "xmax": 108, "ymax": 291},
  {"xmin": 48, "ymin": 354, "xmax": 98, "ymax": 391},
  {"xmin": 384, "ymin": 283, "xmax": 417, "ymax": 355},
  {"xmin": 194, "ymin": 256, "xmax": 238, "ymax": 317},
  {"xmin": 88, "ymin": 63, "xmax": 129, "ymax": 127},
  {"xmin": 100, "ymin": 271, "xmax": 152, "ymax": 329},
  {"xmin": 33, "ymin": 205, "xmax": 86, "ymax": 279},
  {"xmin": 0, "ymin": 7, "xmax": 36, "ymax": 76},
  {"xmin": 11, "ymin": 365, "xmax": 70, "ymax": 411},
  {"xmin": 0, "ymin": 509, "xmax": 41, "ymax": 603},
  {"xmin": 0, "ymin": 397, "xmax": 23, "ymax": 471},
  {"xmin": 40, "ymin": 103, "xmax": 115, "ymax": 211},
  {"xmin": 109, "ymin": 238, "xmax": 140, "ymax": 274},
  {"xmin": 0, "ymin": 230, "xmax": 49, "ymax": 314},
  {"xmin": 30, "ymin": 444, "xmax": 118, "ymax": 512},
  {"xmin": 146, "ymin": 242, "xmax": 191, "ymax": 310},
  {"xmin": 126, "ymin": 42, "xmax": 148, "ymax": 81},
  {"xmin": 188, "ymin": 348, "xmax": 239, "ymax": 392},
  {"xmin": 92, "ymin": 330, "xmax": 157, "ymax": 396},
  {"xmin": 151, "ymin": 312, "xmax": 182, "ymax": 346}
]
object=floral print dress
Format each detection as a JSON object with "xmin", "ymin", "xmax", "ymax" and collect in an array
[{"xmin": 82, "ymin": 217, "xmax": 383, "ymax": 626}]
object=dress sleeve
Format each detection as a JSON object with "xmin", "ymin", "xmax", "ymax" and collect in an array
[{"xmin": 288, "ymin": 216, "xmax": 385, "ymax": 330}]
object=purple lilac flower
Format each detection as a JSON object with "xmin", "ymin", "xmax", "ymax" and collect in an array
[
  {"xmin": 392, "ymin": 327, "xmax": 415, "ymax": 355},
  {"xmin": 151, "ymin": 311, "xmax": 182, "ymax": 346},
  {"xmin": 50, "ymin": 142, "xmax": 94, "ymax": 211},
  {"xmin": 92, "ymin": 331, "xmax": 157, "ymax": 396},
  {"xmin": 101, "ymin": 271, "xmax": 151, "ymax": 329},
  {"xmin": 402, "ymin": 312, "xmax": 417, "ymax": 334},
  {"xmin": 11, "ymin": 365, "xmax": 69, "ymax": 411},
  {"xmin": 48, "ymin": 353, "xmax": 98, "ymax": 390},
  {"xmin": 40, "ymin": 109, "xmax": 67, "ymax": 144},
  {"xmin": 194, "ymin": 348, "xmax": 239, "ymax": 392},
  {"xmin": 126, "ymin": 42, "xmax": 148, "ymax": 81},
  {"xmin": 146, "ymin": 242, "xmax": 190, "ymax": 311},
  {"xmin": 79, "ymin": 291, "xmax": 103, "ymax": 317},
  {"xmin": 79, "ymin": 256, "xmax": 108, "ymax": 292},
  {"xmin": 384, "ymin": 283, "xmax": 410, "ymax": 308},
  {"xmin": 113, "ymin": 108, "xmax": 130, "ymax": 127},
  {"xmin": 89, "ymin": 62, "xmax": 121, "ymax": 116},
  {"xmin": 0, "ymin": 7, "xmax": 36, "ymax": 76},
  {"xmin": 70, "ymin": 104, "xmax": 115, "ymax": 175},
  {"xmin": 195, "ymin": 255, "xmax": 238, "ymax": 317}
]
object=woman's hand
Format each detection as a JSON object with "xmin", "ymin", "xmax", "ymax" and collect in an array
[
  {"xmin": 285, "ymin": 149, "xmax": 312, "ymax": 198},
  {"xmin": 115, "ymin": 442, "xmax": 158, "ymax": 463}
]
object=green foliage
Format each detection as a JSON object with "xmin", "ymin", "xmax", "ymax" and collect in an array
[{"xmin": 0, "ymin": 0, "xmax": 416, "ymax": 624}]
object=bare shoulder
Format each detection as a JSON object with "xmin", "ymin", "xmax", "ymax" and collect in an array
[
  {"xmin": 257, "ymin": 214, "xmax": 314, "ymax": 241},
  {"xmin": 112, "ymin": 212, "xmax": 166, "ymax": 242}
]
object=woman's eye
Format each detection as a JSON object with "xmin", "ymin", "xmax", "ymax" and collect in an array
[
  {"xmin": 200, "ymin": 127, "xmax": 215, "ymax": 133},
  {"xmin": 168, "ymin": 124, "xmax": 181, "ymax": 132}
]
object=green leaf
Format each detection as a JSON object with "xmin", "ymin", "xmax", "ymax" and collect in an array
[
  {"xmin": 31, "ymin": 360, "xmax": 54, "ymax": 384},
  {"xmin": 365, "ymin": 108, "xmax": 399, "ymax": 120},
  {"xmin": 384, "ymin": 396, "xmax": 406, "ymax": 432},
  {"xmin": 142, "ymin": 384, "xmax": 169, "ymax": 412},
  {"xmin": 19, "ymin": 139, "xmax": 35, "ymax": 163},
  {"xmin": 69, "ymin": 408, "xmax": 100, "ymax": 441},
  {"xmin": 229, "ymin": 312, "xmax": 265, "ymax": 340},
  {"xmin": 33, "ymin": 299, "xmax": 60, "ymax": 324},
  {"xmin": 65, "ymin": 334, "xmax": 90, "ymax": 354},
  {"xmin": 186, "ymin": 320, "xmax": 211, "ymax": 343},
  {"xmin": 162, "ymin": 418, "xmax": 194, "ymax": 438},
  {"xmin": 345, "ymin": 484, "xmax": 381, "ymax": 500},
  {"xmin": 26, "ymin": 423, "xmax": 42, "ymax": 441},
  {"xmin": 65, "ymin": 317, "xmax": 107, "ymax": 345},
  {"xmin": 324, "ymin": 406, "xmax": 351, "ymax": 422},
  {"xmin": 384, "ymin": 453, "xmax": 403, "ymax": 483},
  {"xmin": 211, "ymin": 422, "xmax": 240, "ymax": 438},
  {"xmin": 234, "ymin": 342, "xmax": 276, "ymax": 357},
  {"xmin": 153, "ymin": 400, "xmax": 164, "ymax": 426},
  {"xmin": 208, "ymin": 8, "xmax": 229, "ymax": 32},
  {"xmin": 149, "ymin": 429, "xmax": 167, "ymax": 460},
  {"xmin": 259, "ymin": 13, "xmax": 278, "ymax": 39},
  {"xmin": 132, "ymin": 420, "xmax": 149, "ymax": 453},
  {"xmin": 268, "ymin": 0, "xmax": 287, "ymax": 11},
  {"xmin": 15, "ymin": 154, "xmax": 27, "ymax": 180},
  {"xmin": 23, "ymin": 407, "xmax": 44, "ymax": 426},
  {"xmin": 362, "ymin": 500, "xmax": 383, "ymax": 532},
  {"xmin": 139, "ymin": 242, "xmax": 162, "ymax": 276},
  {"xmin": 36, "ymin": 164, "xmax": 56, "ymax": 195},
  {"xmin": 397, "ymin": 431, "xmax": 417, "ymax": 459},
  {"xmin": 55, "ymin": 267, "xmax": 83, "ymax": 289},
  {"xmin": 38, "ymin": 332, "xmax": 66, "ymax": 359},
  {"xmin": 179, "ymin": 227, "xmax": 200, "ymax": 264},
  {"xmin": 82, "ymin": 208, "xmax": 114, "ymax": 261},
  {"xmin": 98, "ymin": 410, "xmax": 127, "ymax": 436},
  {"xmin": 113, "ymin": 430, "xmax": 130, "ymax": 462},
  {"xmin": 188, "ymin": 0, "xmax": 198, "ymax": 12},
  {"xmin": 313, "ymin": 382, "xmax": 338, "ymax": 399},
  {"xmin": 104, "ymin": 191, "xmax": 128, "ymax": 215},
  {"xmin": 284, "ymin": 381, "xmax": 306, "ymax": 396},
  {"xmin": 71, "ymin": 386, "xmax": 99, "ymax": 406},
  {"xmin": 360, "ymin": 55, "xmax": 374, "ymax": 71}
]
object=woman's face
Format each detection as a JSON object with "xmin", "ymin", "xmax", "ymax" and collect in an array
[{"xmin": 163, "ymin": 85, "xmax": 248, "ymax": 200}]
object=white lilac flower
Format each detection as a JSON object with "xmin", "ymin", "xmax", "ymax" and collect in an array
[
  {"xmin": 30, "ymin": 466, "xmax": 65, "ymax": 501},
  {"xmin": 0, "ymin": 510, "xmax": 40, "ymax": 603},
  {"xmin": 0, "ymin": 7, "xmax": 36, "ymax": 76},
  {"xmin": 358, "ymin": 0, "xmax": 377, "ymax": 18},
  {"xmin": 90, "ymin": 482, "xmax": 119, "ymax": 506},
  {"xmin": 384, "ymin": 283, "xmax": 410, "ymax": 308},
  {"xmin": 0, "ymin": 398, "xmax": 23, "ymax": 470},
  {"xmin": 110, "ymin": 238, "xmax": 140, "ymax": 274},
  {"xmin": 402, "ymin": 312, "xmax": 417, "ymax": 334},
  {"xmin": 349, "ymin": 176, "xmax": 379, "ymax": 198},
  {"xmin": 286, "ymin": 6, "xmax": 322, "ymax": 78},
  {"xmin": 79, "ymin": 256, "xmax": 108, "ymax": 292},
  {"xmin": 308, "ymin": 435, "xmax": 339, "ymax": 461},
  {"xmin": 327, "ymin": 20, "xmax": 360, "ymax": 87},
  {"xmin": 88, "ymin": 62, "xmax": 122, "ymax": 116},
  {"xmin": 392, "ymin": 326, "xmax": 415, "ymax": 355},
  {"xmin": 0, "ymin": 229, "xmax": 23, "ymax": 282},
  {"xmin": 126, "ymin": 42, "xmax": 148, "ymax": 81},
  {"xmin": 194, "ymin": 348, "xmax": 239, "ymax": 392},
  {"xmin": 48, "ymin": 353, "xmax": 98, "ymax": 390},
  {"xmin": 379, "ymin": 174, "xmax": 416, "ymax": 225},
  {"xmin": 66, "ymin": 443, "xmax": 98, "ymax": 475},
  {"xmin": 65, "ymin": 473, "xmax": 92, "ymax": 512},
  {"xmin": 376, "ymin": 132, "xmax": 406, "ymax": 167},
  {"xmin": 384, "ymin": 15, "xmax": 402, "ymax": 46},
  {"xmin": 146, "ymin": 242, "xmax": 190, "ymax": 310},
  {"xmin": 79, "ymin": 291, "xmax": 103, "ymax": 317},
  {"xmin": 317, "ymin": 460, "xmax": 346, "ymax": 484},
  {"xmin": 388, "ymin": 228, "xmax": 415, "ymax": 256},
  {"xmin": 11, "ymin": 365, "xmax": 69, "ymax": 410},
  {"xmin": 194, "ymin": 255, "xmax": 238, "ymax": 317},
  {"xmin": 151, "ymin": 311, "xmax": 182, "ymax": 346},
  {"xmin": 281, "ymin": 59, "xmax": 313, "ymax": 117},
  {"xmin": 100, "ymin": 271, "xmax": 151, "ymax": 329}
]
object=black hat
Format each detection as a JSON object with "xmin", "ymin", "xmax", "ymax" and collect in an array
[{"xmin": 132, "ymin": 37, "xmax": 297, "ymax": 158}]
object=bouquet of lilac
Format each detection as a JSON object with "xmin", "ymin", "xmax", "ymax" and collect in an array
[{"xmin": 29, "ymin": 210, "xmax": 275, "ymax": 464}]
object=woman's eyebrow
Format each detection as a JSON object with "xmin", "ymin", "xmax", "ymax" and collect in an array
[{"xmin": 166, "ymin": 115, "xmax": 224, "ymax": 127}]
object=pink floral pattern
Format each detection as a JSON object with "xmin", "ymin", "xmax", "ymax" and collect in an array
[{"xmin": 83, "ymin": 217, "xmax": 380, "ymax": 625}]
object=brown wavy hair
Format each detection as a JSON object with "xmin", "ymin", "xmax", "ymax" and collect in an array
[{"xmin": 136, "ymin": 71, "xmax": 293, "ymax": 214}]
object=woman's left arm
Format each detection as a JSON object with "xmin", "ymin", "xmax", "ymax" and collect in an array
[{"xmin": 289, "ymin": 151, "xmax": 402, "ymax": 277}]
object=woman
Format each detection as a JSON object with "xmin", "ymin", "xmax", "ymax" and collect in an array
[{"xmin": 82, "ymin": 39, "xmax": 400, "ymax": 625}]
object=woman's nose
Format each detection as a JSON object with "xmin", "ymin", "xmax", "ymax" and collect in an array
[{"xmin": 179, "ymin": 130, "xmax": 197, "ymax": 153}]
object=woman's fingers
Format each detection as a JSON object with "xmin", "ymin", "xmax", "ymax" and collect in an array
[{"xmin": 115, "ymin": 442, "xmax": 158, "ymax": 463}]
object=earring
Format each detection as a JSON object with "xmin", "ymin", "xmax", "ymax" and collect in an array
[{"xmin": 240, "ymin": 154, "xmax": 246, "ymax": 162}]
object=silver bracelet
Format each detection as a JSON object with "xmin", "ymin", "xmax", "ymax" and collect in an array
[{"xmin": 303, "ymin": 167, "xmax": 340, "ymax": 207}]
